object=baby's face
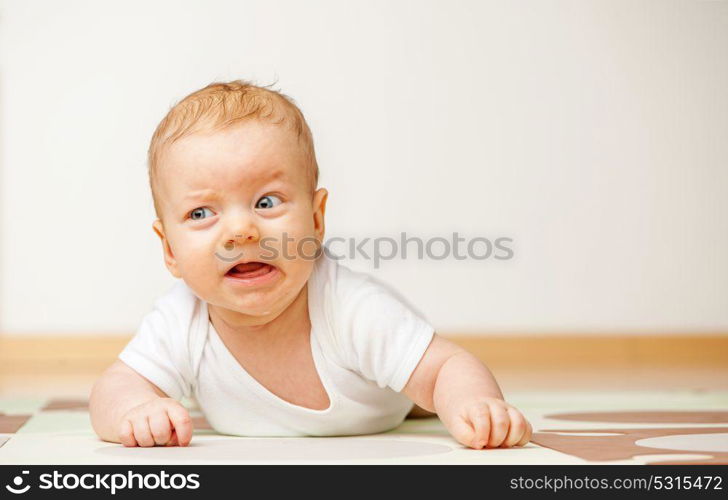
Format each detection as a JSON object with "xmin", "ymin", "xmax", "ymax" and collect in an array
[{"xmin": 152, "ymin": 120, "xmax": 327, "ymax": 321}]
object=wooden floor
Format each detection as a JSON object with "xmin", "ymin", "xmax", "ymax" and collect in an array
[{"xmin": 1, "ymin": 334, "xmax": 726, "ymax": 397}]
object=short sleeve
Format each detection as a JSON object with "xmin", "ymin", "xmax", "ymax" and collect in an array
[
  {"xmin": 118, "ymin": 283, "xmax": 197, "ymax": 400},
  {"xmin": 337, "ymin": 275, "xmax": 435, "ymax": 392}
]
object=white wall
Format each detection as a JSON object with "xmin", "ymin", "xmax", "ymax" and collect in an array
[{"xmin": 1, "ymin": 0, "xmax": 727, "ymax": 335}]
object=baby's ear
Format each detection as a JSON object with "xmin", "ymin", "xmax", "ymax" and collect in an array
[
  {"xmin": 152, "ymin": 220, "xmax": 181, "ymax": 278},
  {"xmin": 312, "ymin": 188, "xmax": 328, "ymax": 241}
]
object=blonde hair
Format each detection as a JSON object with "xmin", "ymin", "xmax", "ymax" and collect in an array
[{"xmin": 148, "ymin": 80, "xmax": 319, "ymax": 217}]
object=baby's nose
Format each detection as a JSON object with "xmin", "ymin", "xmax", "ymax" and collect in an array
[
  {"xmin": 222, "ymin": 212, "xmax": 261, "ymax": 250},
  {"xmin": 230, "ymin": 224, "xmax": 260, "ymax": 243},
  {"xmin": 225, "ymin": 231, "xmax": 256, "ymax": 247}
]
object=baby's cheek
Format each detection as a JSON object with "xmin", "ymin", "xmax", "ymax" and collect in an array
[
  {"xmin": 266, "ymin": 213, "xmax": 319, "ymax": 259},
  {"xmin": 295, "ymin": 234, "xmax": 321, "ymax": 261},
  {"xmin": 269, "ymin": 230, "xmax": 318, "ymax": 278},
  {"xmin": 177, "ymin": 246, "xmax": 216, "ymax": 279}
]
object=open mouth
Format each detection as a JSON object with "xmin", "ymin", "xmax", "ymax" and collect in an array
[{"xmin": 225, "ymin": 261, "xmax": 276, "ymax": 279}]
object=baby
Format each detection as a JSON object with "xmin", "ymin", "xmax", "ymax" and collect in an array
[{"xmin": 89, "ymin": 81, "xmax": 532, "ymax": 450}]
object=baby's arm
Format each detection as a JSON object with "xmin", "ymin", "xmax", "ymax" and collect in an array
[
  {"xmin": 89, "ymin": 360, "xmax": 193, "ymax": 447},
  {"xmin": 403, "ymin": 334, "xmax": 532, "ymax": 449}
]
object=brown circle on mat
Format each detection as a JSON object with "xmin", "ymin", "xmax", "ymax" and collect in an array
[{"xmin": 545, "ymin": 411, "xmax": 728, "ymax": 424}]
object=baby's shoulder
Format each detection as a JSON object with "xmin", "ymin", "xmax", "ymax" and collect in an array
[
  {"xmin": 310, "ymin": 256, "xmax": 435, "ymax": 391},
  {"xmin": 314, "ymin": 255, "xmax": 429, "ymax": 336},
  {"xmin": 320, "ymin": 256, "xmax": 419, "ymax": 314}
]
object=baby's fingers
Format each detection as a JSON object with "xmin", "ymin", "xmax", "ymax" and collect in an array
[
  {"xmin": 516, "ymin": 419, "xmax": 533, "ymax": 447},
  {"xmin": 449, "ymin": 415, "xmax": 477, "ymax": 449},
  {"xmin": 467, "ymin": 406, "xmax": 491, "ymax": 449},
  {"xmin": 132, "ymin": 416, "xmax": 155, "ymax": 447},
  {"xmin": 501, "ymin": 407, "xmax": 529, "ymax": 448},
  {"xmin": 486, "ymin": 404, "xmax": 510, "ymax": 448},
  {"xmin": 149, "ymin": 411, "xmax": 173, "ymax": 445},
  {"xmin": 166, "ymin": 405, "xmax": 193, "ymax": 447},
  {"xmin": 118, "ymin": 419, "xmax": 137, "ymax": 447},
  {"xmin": 165, "ymin": 429, "xmax": 179, "ymax": 447}
]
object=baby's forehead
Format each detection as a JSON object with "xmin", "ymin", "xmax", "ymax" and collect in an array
[{"xmin": 156, "ymin": 121, "xmax": 309, "ymax": 196}]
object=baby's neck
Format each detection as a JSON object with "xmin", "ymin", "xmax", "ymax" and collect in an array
[{"xmin": 207, "ymin": 284, "xmax": 310, "ymax": 343}]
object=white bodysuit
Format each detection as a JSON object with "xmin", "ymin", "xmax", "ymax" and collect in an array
[{"xmin": 118, "ymin": 254, "xmax": 435, "ymax": 437}]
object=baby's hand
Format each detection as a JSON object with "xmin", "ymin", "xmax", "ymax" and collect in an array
[
  {"xmin": 118, "ymin": 398, "xmax": 193, "ymax": 447},
  {"xmin": 445, "ymin": 397, "xmax": 532, "ymax": 450}
]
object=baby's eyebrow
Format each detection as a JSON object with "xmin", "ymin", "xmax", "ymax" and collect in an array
[
  {"xmin": 184, "ymin": 189, "xmax": 220, "ymax": 201},
  {"xmin": 181, "ymin": 169, "xmax": 288, "ymax": 204}
]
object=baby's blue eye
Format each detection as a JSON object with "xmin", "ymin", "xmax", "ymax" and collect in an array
[
  {"xmin": 255, "ymin": 195, "xmax": 282, "ymax": 210},
  {"xmin": 189, "ymin": 207, "xmax": 214, "ymax": 220}
]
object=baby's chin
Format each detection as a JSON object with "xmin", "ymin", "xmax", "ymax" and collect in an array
[
  {"xmin": 210, "ymin": 282, "xmax": 306, "ymax": 323},
  {"xmin": 212, "ymin": 291, "xmax": 284, "ymax": 317}
]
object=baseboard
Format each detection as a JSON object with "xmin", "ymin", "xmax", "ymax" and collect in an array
[{"xmin": 1, "ymin": 333, "xmax": 726, "ymax": 375}]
